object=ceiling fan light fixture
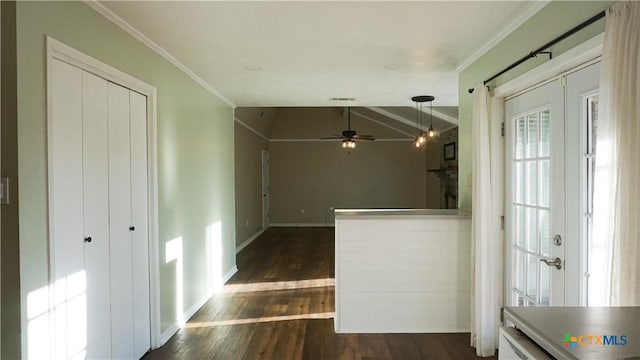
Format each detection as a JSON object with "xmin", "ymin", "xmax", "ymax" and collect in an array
[
  {"xmin": 342, "ymin": 139, "xmax": 356, "ymax": 149},
  {"xmin": 323, "ymin": 107, "xmax": 373, "ymax": 149}
]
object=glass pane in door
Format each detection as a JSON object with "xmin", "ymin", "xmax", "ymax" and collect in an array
[{"xmin": 511, "ymin": 109, "xmax": 552, "ymax": 306}]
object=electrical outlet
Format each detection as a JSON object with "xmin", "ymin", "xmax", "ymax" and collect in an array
[{"xmin": 300, "ymin": 208, "xmax": 305, "ymax": 214}]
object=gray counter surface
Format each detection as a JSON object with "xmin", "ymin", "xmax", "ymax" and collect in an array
[
  {"xmin": 334, "ymin": 208, "xmax": 471, "ymax": 219},
  {"xmin": 504, "ymin": 306, "xmax": 640, "ymax": 359}
]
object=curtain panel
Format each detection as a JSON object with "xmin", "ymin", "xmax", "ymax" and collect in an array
[
  {"xmin": 593, "ymin": 1, "xmax": 640, "ymax": 306},
  {"xmin": 470, "ymin": 84, "xmax": 504, "ymax": 357}
]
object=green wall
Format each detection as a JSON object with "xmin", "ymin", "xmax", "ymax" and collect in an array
[
  {"xmin": 15, "ymin": 1, "xmax": 235, "ymax": 356},
  {"xmin": 457, "ymin": 1, "xmax": 611, "ymax": 211}
]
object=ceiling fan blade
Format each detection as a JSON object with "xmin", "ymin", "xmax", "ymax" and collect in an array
[
  {"xmin": 354, "ymin": 135, "xmax": 375, "ymax": 140},
  {"xmin": 320, "ymin": 135, "xmax": 344, "ymax": 140}
]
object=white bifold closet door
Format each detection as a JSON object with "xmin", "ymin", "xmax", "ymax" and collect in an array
[{"xmin": 50, "ymin": 59, "xmax": 150, "ymax": 360}]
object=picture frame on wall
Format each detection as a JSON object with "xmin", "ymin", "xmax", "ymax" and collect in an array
[{"xmin": 444, "ymin": 142, "xmax": 456, "ymax": 161}]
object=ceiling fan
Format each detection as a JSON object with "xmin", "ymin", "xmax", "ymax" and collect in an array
[{"xmin": 323, "ymin": 107, "xmax": 375, "ymax": 148}]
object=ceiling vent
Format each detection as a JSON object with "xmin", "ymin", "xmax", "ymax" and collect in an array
[{"xmin": 329, "ymin": 97, "xmax": 356, "ymax": 101}]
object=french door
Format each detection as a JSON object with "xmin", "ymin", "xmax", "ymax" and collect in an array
[
  {"xmin": 505, "ymin": 62, "xmax": 600, "ymax": 307},
  {"xmin": 505, "ymin": 63, "xmax": 604, "ymax": 306},
  {"xmin": 506, "ymin": 80, "xmax": 565, "ymax": 306}
]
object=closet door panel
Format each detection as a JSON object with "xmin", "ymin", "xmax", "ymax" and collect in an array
[
  {"xmin": 81, "ymin": 71, "xmax": 111, "ymax": 359},
  {"xmin": 50, "ymin": 59, "xmax": 85, "ymax": 359},
  {"xmin": 130, "ymin": 91, "xmax": 151, "ymax": 357},
  {"xmin": 50, "ymin": 60, "xmax": 84, "ymax": 279},
  {"xmin": 107, "ymin": 82, "xmax": 135, "ymax": 359}
]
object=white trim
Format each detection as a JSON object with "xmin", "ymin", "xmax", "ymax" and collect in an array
[
  {"xmin": 84, "ymin": 0, "xmax": 236, "ymax": 109},
  {"xmin": 269, "ymin": 138, "xmax": 411, "ymax": 142},
  {"xmin": 159, "ymin": 324, "xmax": 180, "ymax": 346},
  {"xmin": 46, "ymin": 36, "xmax": 162, "ymax": 350},
  {"xmin": 350, "ymin": 109, "xmax": 415, "ymax": 137},
  {"xmin": 493, "ymin": 34, "xmax": 603, "ymax": 99},
  {"xmin": 455, "ymin": 1, "xmax": 550, "ymax": 74},
  {"xmin": 158, "ymin": 264, "xmax": 238, "ymax": 345},
  {"xmin": 269, "ymin": 223, "xmax": 335, "ymax": 227},
  {"xmin": 367, "ymin": 106, "xmax": 458, "ymax": 128},
  {"xmin": 234, "ymin": 117, "xmax": 269, "ymax": 141},
  {"xmin": 430, "ymin": 109, "xmax": 459, "ymax": 126},
  {"xmin": 236, "ymin": 113, "xmax": 414, "ymax": 141},
  {"xmin": 237, "ymin": 228, "xmax": 267, "ymax": 254},
  {"xmin": 223, "ymin": 265, "xmax": 238, "ymax": 284},
  {"xmin": 48, "ymin": 37, "xmax": 155, "ymax": 95}
]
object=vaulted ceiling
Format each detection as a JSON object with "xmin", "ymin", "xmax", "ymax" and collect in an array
[{"xmin": 95, "ymin": 1, "xmax": 545, "ymax": 108}]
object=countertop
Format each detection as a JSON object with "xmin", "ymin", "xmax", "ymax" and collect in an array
[
  {"xmin": 504, "ymin": 306, "xmax": 640, "ymax": 359},
  {"xmin": 334, "ymin": 208, "xmax": 471, "ymax": 219}
]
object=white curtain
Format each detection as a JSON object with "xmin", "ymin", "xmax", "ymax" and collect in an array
[
  {"xmin": 593, "ymin": 1, "xmax": 640, "ymax": 306},
  {"xmin": 470, "ymin": 84, "xmax": 504, "ymax": 357}
]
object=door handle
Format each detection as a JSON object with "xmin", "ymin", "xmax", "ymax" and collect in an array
[
  {"xmin": 540, "ymin": 257, "xmax": 562, "ymax": 270},
  {"xmin": 84, "ymin": 236, "xmax": 92, "ymax": 243}
]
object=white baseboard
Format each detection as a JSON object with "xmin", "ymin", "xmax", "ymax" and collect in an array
[
  {"xmin": 160, "ymin": 323, "xmax": 180, "ymax": 346},
  {"xmin": 158, "ymin": 264, "xmax": 239, "ymax": 345},
  {"xmin": 269, "ymin": 223, "xmax": 335, "ymax": 227},
  {"xmin": 222, "ymin": 265, "xmax": 238, "ymax": 283},
  {"xmin": 236, "ymin": 228, "xmax": 267, "ymax": 253}
]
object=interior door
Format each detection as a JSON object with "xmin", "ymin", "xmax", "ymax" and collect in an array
[
  {"xmin": 129, "ymin": 90, "xmax": 151, "ymax": 358},
  {"xmin": 108, "ymin": 82, "xmax": 136, "ymax": 358},
  {"xmin": 82, "ymin": 70, "xmax": 111, "ymax": 359},
  {"xmin": 262, "ymin": 150, "xmax": 270, "ymax": 229},
  {"xmin": 505, "ymin": 80, "xmax": 565, "ymax": 306},
  {"xmin": 52, "ymin": 59, "xmax": 151, "ymax": 359}
]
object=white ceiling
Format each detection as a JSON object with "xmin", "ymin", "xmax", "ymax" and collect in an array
[{"xmin": 97, "ymin": 1, "xmax": 543, "ymax": 108}]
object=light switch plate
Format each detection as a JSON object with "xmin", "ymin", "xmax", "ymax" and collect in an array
[{"xmin": 1, "ymin": 177, "xmax": 9, "ymax": 205}]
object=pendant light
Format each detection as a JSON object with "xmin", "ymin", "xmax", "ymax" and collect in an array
[
  {"xmin": 427, "ymin": 97, "xmax": 438, "ymax": 140},
  {"xmin": 411, "ymin": 95, "xmax": 435, "ymax": 148}
]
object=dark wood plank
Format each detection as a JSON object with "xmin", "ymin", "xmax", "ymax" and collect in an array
[{"xmin": 144, "ymin": 227, "xmax": 494, "ymax": 360}]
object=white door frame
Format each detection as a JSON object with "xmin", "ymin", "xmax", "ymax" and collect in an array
[
  {"xmin": 46, "ymin": 37, "xmax": 162, "ymax": 349},
  {"xmin": 0, "ymin": 4, "xmax": 3, "ymax": 356},
  {"xmin": 261, "ymin": 150, "xmax": 270, "ymax": 229},
  {"xmin": 495, "ymin": 34, "xmax": 603, "ymax": 307}
]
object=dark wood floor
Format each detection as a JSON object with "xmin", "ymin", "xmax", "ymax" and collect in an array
[{"xmin": 145, "ymin": 227, "xmax": 493, "ymax": 360}]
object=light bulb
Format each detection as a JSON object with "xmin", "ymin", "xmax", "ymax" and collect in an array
[
  {"xmin": 342, "ymin": 141, "xmax": 347, "ymax": 148},
  {"xmin": 429, "ymin": 129, "xmax": 435, "ymax": 137},
  {"xmin": 350, "ymin": 141, "xmax": 356, "ymax": 148},
  {"xmin": 418, "ymin": 135, "xmax": 426, "ymax": 144},
  {"xmin": 414, "ymin": 140, "xmax": 421, "ymax": 148}
]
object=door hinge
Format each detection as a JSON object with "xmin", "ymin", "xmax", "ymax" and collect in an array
[
  {"xmin": 501, "ymin": 122, "xmax": 505, "ymax": 137},
  {"xmin": 501, "ymin": 215, "xmax": 505, "ymax": 230}
]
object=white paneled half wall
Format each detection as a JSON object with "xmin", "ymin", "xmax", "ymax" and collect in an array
[{"xmin": 335, "ymin": 209, "xmax": 471, "ymax": 333}]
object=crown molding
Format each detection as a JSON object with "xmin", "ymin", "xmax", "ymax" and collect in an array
[
  {"xmin": 234, "ymin": 117, "xmax": 270, "ymax": 141},
  {"xmin": 455, "ymin": 1, "xmax": 550, "ymax": 74},
  {"xmin": 85, "ymin": 0, "xmax": 236, "ymax": 109},
  {"xmin": 350, "ymin": 109, "xmax": 414, "ymax": 137},
  {"xmin": 367, "ymin": 106, "xmax": 458, "ymax": 128}
]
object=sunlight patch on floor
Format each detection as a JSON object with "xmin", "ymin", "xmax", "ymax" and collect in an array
[
  {"xmin": 184, "ymin": 312, "xmax": 335, "ymax": 328},
  {"xmin": 222, "ymin": 278, "xmax": 335, "ymax": 293}
]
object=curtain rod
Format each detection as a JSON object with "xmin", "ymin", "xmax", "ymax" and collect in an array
[{"xmin": 468, "ymin": 10, "xmax": 606, "ymax": 94}]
